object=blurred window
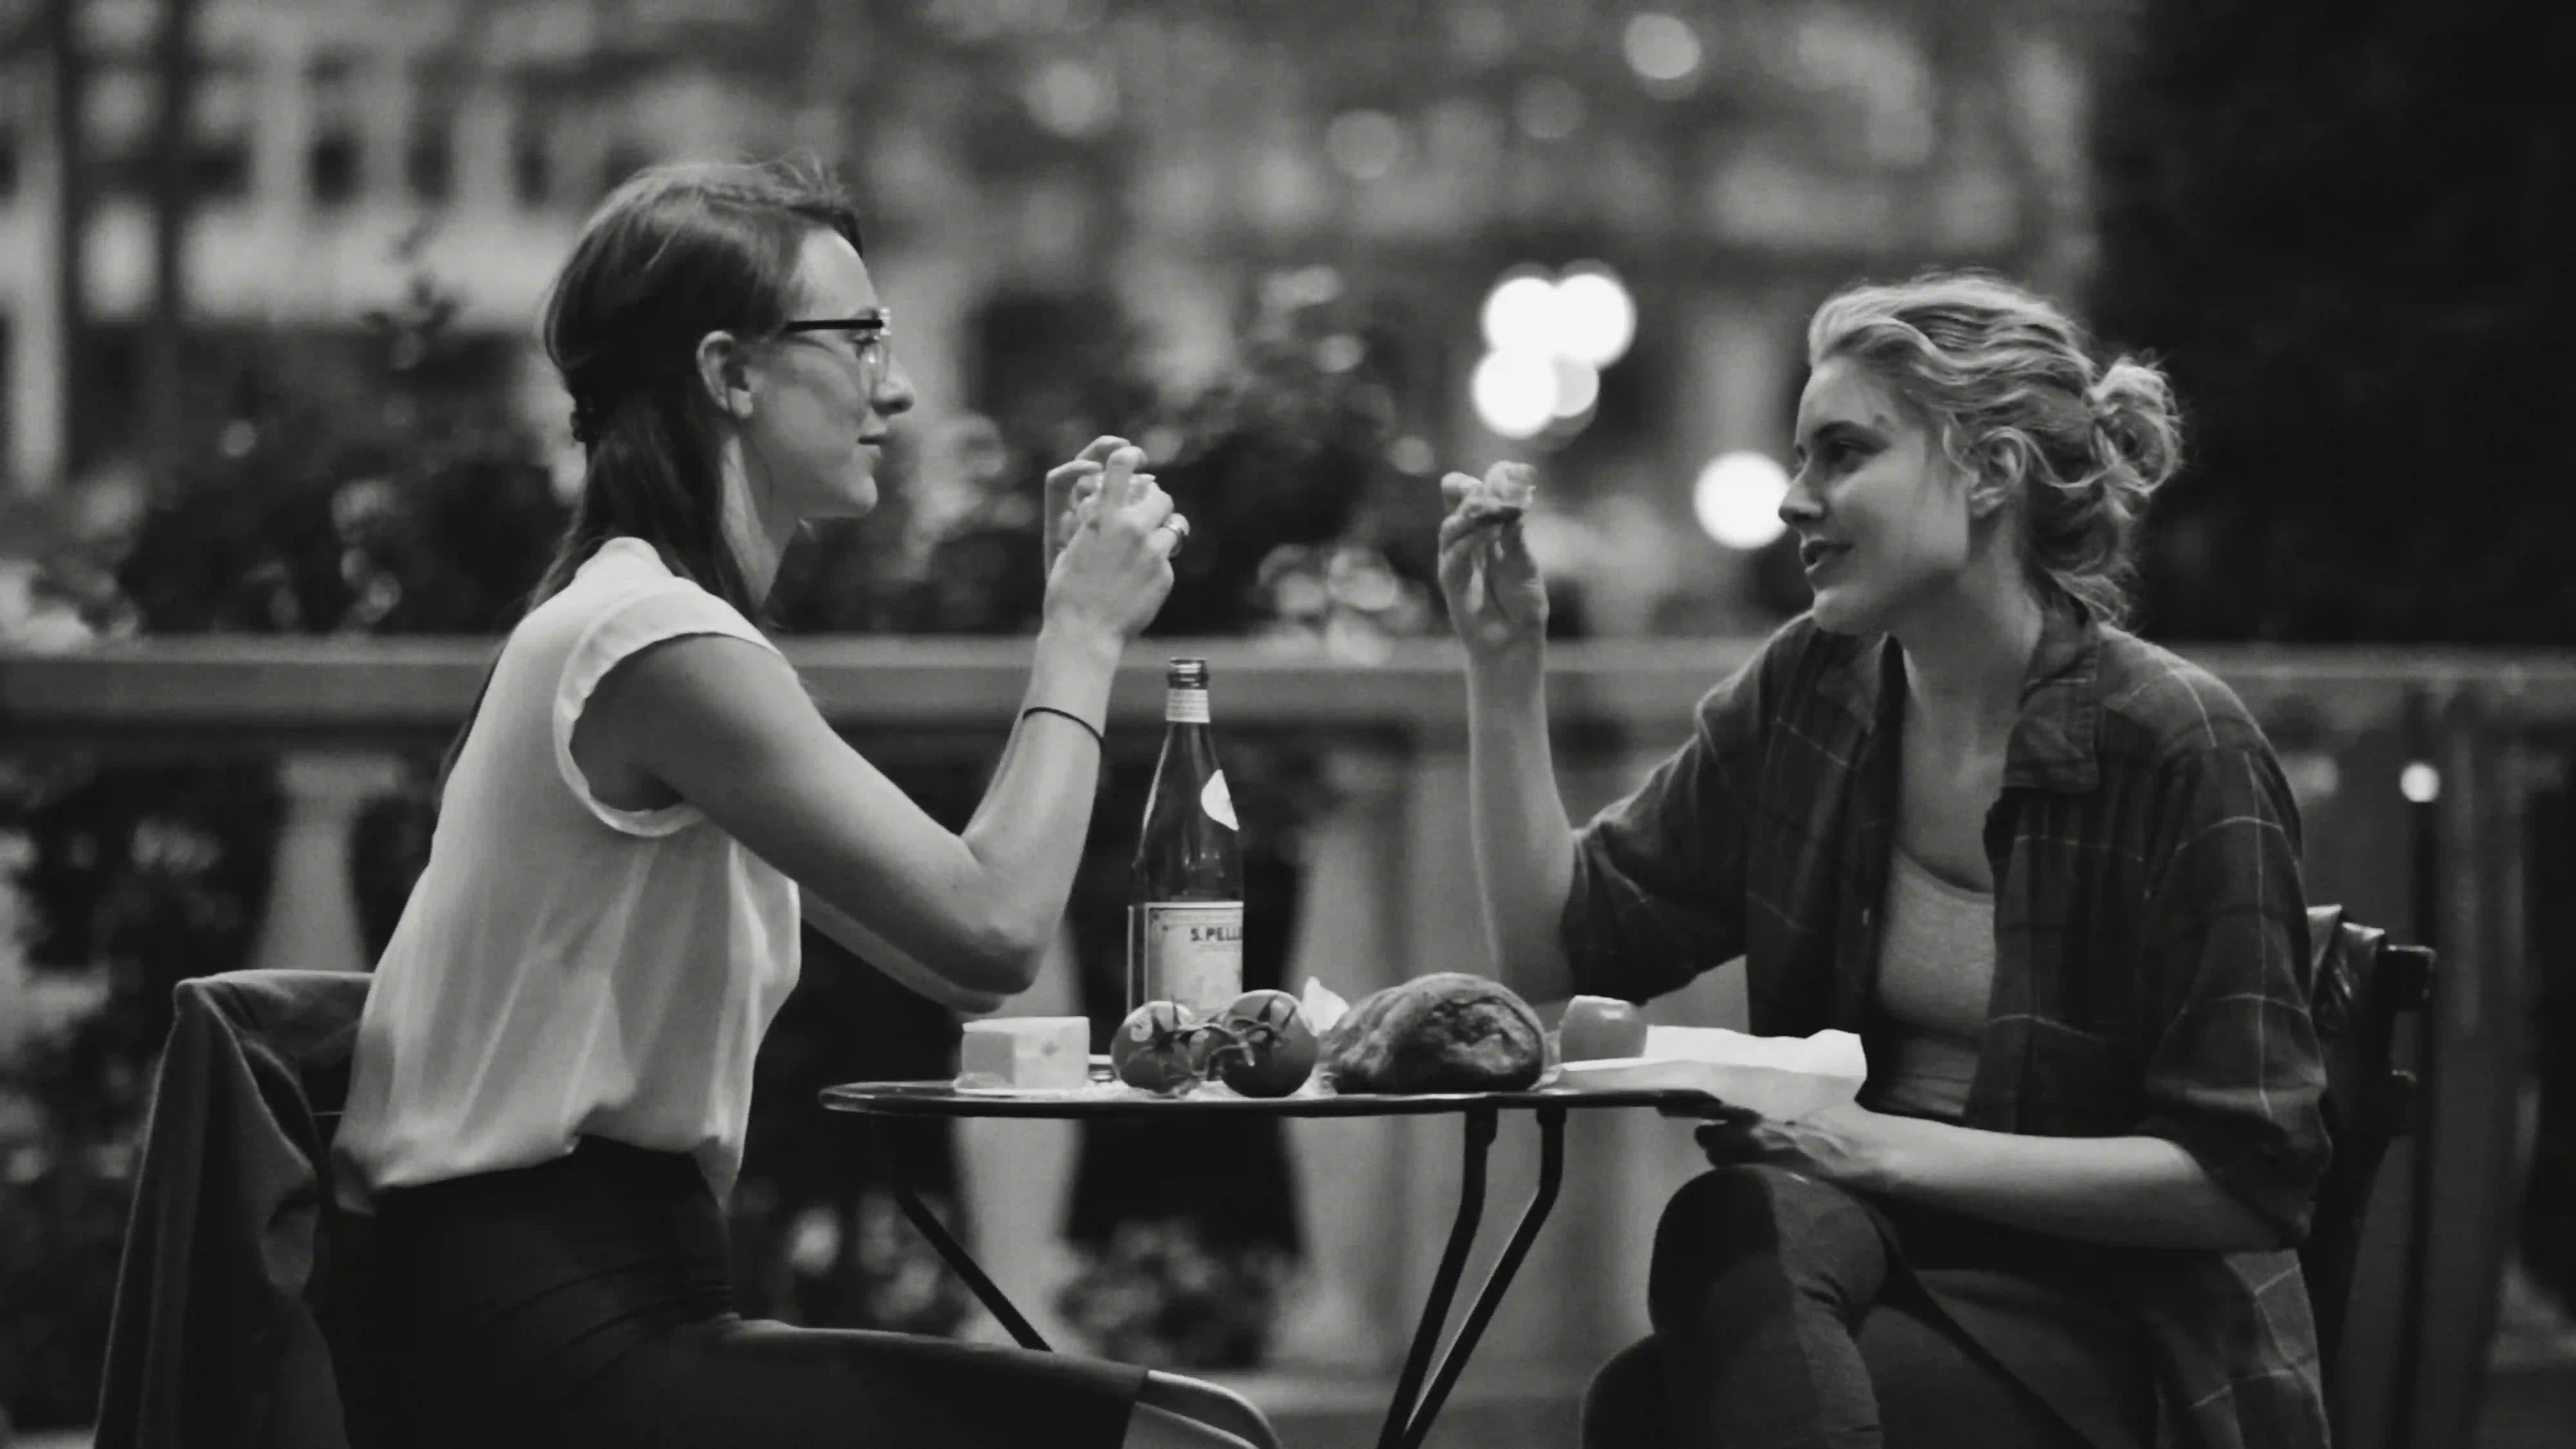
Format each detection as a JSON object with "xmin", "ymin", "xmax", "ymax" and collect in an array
[
  {"xmin": 307, "ymin": 51, "xmax": 362, "ymax": 206},
  {"xmin": 189, "ymin": 53, "xmax": 252, "ymax": 201},
  {"xmin": 406, "ymin": 58, "xmax": 461, "ymax": 203},
  {"xmin": 511, "ymin": 83, "xmax": 554, "ymax": 208},
  {"xmin": 77, "ymin": 49, "xmax": 248, "ymax": 202},
  {"xmin": 81, "ymin": 57, "xmax": 153, "ymax": 197}
]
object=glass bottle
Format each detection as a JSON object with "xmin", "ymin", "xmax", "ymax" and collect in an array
[{"xmin": 1126, "ymin": 658, "xmax": 1244, "ymax": 1017}]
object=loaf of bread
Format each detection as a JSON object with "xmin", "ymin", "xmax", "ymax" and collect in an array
[{"xmin": 1321, "ymin": 973, "xmax": 1548, "ymax": 1093}]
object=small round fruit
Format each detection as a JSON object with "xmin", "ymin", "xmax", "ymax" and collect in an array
[
  {"xmin": 1559, "ymin": 995, "xmax": 1649, "ymax": 1063},
  {"xmin": 1112, "ymin": 1001, "xmax": 1204, "ymax": 1094},
  {"xmin": 1213, "ymin": 989, "xmax": 1320, "ymax": 1098}
]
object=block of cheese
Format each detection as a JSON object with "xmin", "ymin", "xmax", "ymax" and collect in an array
[{"xmin": 958, "ymin": 1017, "xmax": 1092, "ymax": 1091}]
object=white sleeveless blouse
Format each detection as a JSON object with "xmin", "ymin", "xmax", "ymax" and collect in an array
[{"xmin": 336, "ymin": 537, "xmax": 802, "ymax": 1208}]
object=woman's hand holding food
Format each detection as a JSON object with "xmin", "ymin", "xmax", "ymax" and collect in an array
[
  {"xmin": 1438, "ymin": 461, "xmax": 1549, "ymax": 662},
  {"xmin": 1043, "ymin": 435, "xmax": 1126, "ymax": 575},
  {"xmin": 1043, "ymin": 444, "xmax": 1181, "ymax": 642}
]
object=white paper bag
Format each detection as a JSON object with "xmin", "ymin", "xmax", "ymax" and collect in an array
[{"xmin": 1556, "ymin": 1026, "xmax": 1867, "ymax": 1121}]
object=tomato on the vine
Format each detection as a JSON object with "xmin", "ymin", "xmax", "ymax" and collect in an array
[
  {"xmin": 1112, "ymin": 1000, "xmax": 1205, "ymax": 1094},
  {"xmin": 1209, "ymin": 989, "xmax": 1319, "ymax": 1098}
]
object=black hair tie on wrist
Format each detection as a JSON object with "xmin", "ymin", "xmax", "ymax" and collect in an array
[{"xmin": 1019, "ymin": 705, "xmax": 1104, "ymax": 749}]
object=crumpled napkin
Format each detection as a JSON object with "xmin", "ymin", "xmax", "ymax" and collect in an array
[{"xmin": 1298, "ymin": 977, "xmax": 1350, "ymax": 1035}]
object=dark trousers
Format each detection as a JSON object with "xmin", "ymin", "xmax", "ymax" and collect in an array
[
  {"xmin": 1645, "ymin": 1165, "xmax": 2157, "ymax": 1449},
  {"xmin": 358, "ymin": 1136, "xmax": 1145, "ymax": 1449}
]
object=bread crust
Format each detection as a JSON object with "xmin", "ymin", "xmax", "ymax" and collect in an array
[{"xmin": 1321, "ymin": 972, "xmax": 1548, "ymax": 1093}]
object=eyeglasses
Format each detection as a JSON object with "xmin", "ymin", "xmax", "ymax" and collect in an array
[{"xmin": 777, "ymin": 310, "xmax": 894, "ymax": 394}]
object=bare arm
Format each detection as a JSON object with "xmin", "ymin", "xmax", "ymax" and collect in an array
[
  {"xmin": 1465, "ymin": 655, "xmax": 1578, "ymax": 1005},
  {"xmin": 1717, "ymin": 1104, "xmax": 2284, "ymax": 1252},
  {"xmin": 1440, "ymin": 471, "xmax": 1578, "ymax": 1005},
  {"xmin": 601, "ymin": 447, "xmax": 1176, "ymax": 999},
  {"xmin": 803, "ymin": 892, "xmax": 1007, "ymax": 1017},
  {"xmin": 604, "ymin": 620, "xmax": 1125, "ymax": 996},
  {"xmin": 1870, "ymin": 1117, "xmax": 2284, "ymax": 1251}
]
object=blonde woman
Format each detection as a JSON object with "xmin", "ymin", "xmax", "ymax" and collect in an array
[{"xmin": 1440, "ymin": 273, "xmax": 2326, "ymax": 1449}]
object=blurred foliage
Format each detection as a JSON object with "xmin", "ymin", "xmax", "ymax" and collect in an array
[
  {"xmin": 2092, "ymin": 0, "xmax": 2576, "ymax": 644},
  {"xmin": 115, "ymin": 239, "xmax": 571, "ymax": 637},
  {"xmin": 0, "ymin": 758, "xmax": 286, "ymax": 1430},
  {"xmin": 2, "ymin": 384, "xmax": 316, "ymax": 1426}
]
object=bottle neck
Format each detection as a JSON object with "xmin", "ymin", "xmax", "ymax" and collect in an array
[{"xmin": 1164, "ymin": 685, "xmax": 1210, "ymax": 725}]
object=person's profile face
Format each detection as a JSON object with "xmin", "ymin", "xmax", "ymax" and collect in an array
[
  {"xmin": 741, "ymin": 227, "xmax": 914, "ymax": 523},
  {"xmin": 1780, "ymin": 355, "xmax": 1976, "ymax": 636}
]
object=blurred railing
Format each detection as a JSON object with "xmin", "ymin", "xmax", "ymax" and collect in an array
[{"xmin": 6, "ymin": 636, "xmax": 2572, "ymax": 1448}]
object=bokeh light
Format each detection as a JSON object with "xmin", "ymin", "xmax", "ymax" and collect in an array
[
  {"xmin": 1514, "ymin": 75, "xmax": 1586, "ymax": 140},
  {"xmin": 1693, "ymin": 451, "xmax": 1791, "ymax": 550},
  {"xmin": 1549, "ymin": 356, "xmax": 1601, "ymax": 419},
  {"xmin": 1553, "ymin": 264, "xmax": 1637, "ymax": 367},
  {"xmin": 1385, "ymin": 435, "xmax": 1437, "ymax": 475},
  {"xmin": 1480, "ymin": 270, "xmax": 1561, "ymax": 355},
  {"xmin": 1623, "ymin": 13, "xmax": 1705, "ymax": 85},
  {"xmin": 1473, "ymin": 263, "xmax": 1638, "ymax": 441},
  {"xmin": 1471, "ymin": 350, "xmax": 1560, "ymax": 439},
  {"xmin": 1326, "ymin": 109, "xmax": 1406, "ymax": 181},
  {"xmin": 1024, "ymin": 58, "xmax": 1118, "ymax": 138}
]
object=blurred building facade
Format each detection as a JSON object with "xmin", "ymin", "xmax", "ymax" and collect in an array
[{"xmin": 4, "ymin": 0, "xmax": 2107, "ymax": 631}]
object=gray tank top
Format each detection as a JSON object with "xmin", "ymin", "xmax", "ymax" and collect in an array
[{"xmin": 1864, "ymin": 846, "xmax": 1995, "ymax": 1121}]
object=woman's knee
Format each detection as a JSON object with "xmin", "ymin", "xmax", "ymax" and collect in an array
[
  {"xmin": 1659, "ymin": 1163, "xmax": 1808, "ymax": 1231},
  {"xmin": 1650, "ymin": 1165, "xmax": 1887, "ymax": 1315},
  {"xmin": 1655, "ymin": 1165, "xmax": 1870, "ymax": 1261}
]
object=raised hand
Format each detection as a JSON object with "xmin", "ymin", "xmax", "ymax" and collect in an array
[
  {"xmin": 1437, "ymin": 462, "xmax": 1550, "ymax": 659},
  {"xmin": 1044, "ymin": 444, "xmax": 1182, "ymax": 642},
  {"xmin": 1043, "ymin": 435, "xmax": 1129, "ymax": 577}
]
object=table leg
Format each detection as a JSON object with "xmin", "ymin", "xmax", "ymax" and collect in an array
[
  {"xmin": 873, "ymin": 1120, "xmax": 1053, "ymax": 1351},
  {"xmin": 1402, "ymin": 1104, "xmax": 1567, "ymax": 1449},
  {"xmin": 1376, "ymin": 1108, "xmax": 1498, "ymax": 1449}
]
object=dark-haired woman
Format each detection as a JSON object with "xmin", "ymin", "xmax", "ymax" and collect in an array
[
  {"xmin": 335, "ymin": 160, "xmax": 1278, "ymax": 1449},
  {"xmin": 1440, "ymin": 273, "xmax": 2329, "ymax": 1449}
]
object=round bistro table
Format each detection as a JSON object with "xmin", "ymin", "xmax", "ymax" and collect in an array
[{"xmin": 819, "ymin": 1080, "xmax": 1737, "ymax": 1449}]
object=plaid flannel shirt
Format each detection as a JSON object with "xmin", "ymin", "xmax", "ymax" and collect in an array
[{"xmin": 1564, "ymin": 606, "xmax": 2331, "ymax": 1449}]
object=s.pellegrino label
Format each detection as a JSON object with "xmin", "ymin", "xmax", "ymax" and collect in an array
[
  {"xmin": 1128, "ymin": 658, "xmax": 1243, "ymax": 1017},
  {"xmin": 1131, "ymin": 902, "xmax": 1245, "ymax": 1016}
]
